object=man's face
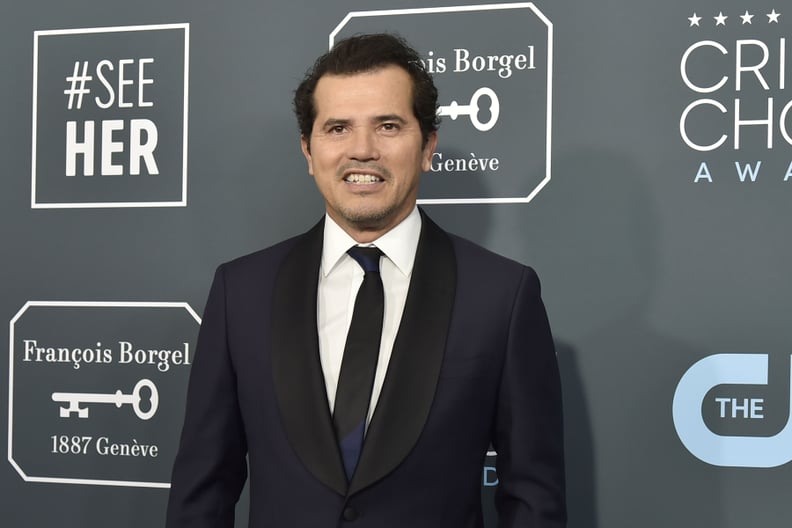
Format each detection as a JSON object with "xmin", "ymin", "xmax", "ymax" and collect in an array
[{"xmin": 301, "ymin": 65, "xmax": 437, "ymax": 241}]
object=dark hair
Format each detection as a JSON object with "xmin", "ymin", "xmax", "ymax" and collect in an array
[{"xmin": 294, "ymin": 33, "xmax": 440, "ymax": 146}]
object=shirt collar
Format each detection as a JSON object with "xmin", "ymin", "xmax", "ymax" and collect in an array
[{"xmin": 321, "ymin": 207, "xmax": 422, "ymax": 277}]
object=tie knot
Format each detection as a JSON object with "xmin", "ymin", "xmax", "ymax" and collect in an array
[{"xmin": 347, "ymin": 246, "xmax": 383, "ymax": 273}]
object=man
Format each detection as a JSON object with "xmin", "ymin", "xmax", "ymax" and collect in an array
[{"xmin": 167, "ymin": 33, "xmax": 565, "ymax": 527}]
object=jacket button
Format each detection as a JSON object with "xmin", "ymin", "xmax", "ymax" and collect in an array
[{"xmin": 343, "ymin": 507, "xmax": 358, "ymax": 521}]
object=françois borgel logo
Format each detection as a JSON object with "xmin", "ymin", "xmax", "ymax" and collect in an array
[
  {"xmin": 673, "ymin": 353, "xmax": 792, "ymax": 468},
  {"xmin": 331, "ymin": 3, "xmax": 552, "ymax": 204},
  {"xmin": 8, "ymin": 302, "xmax": 199, "ymax": 487},
  {"xmin": 679, "ymin": 9, "xmax": 792, "ymax": 184},
  {"xmin": 31, "ymin": 24, "xmax": 189, "ymax": 208}
]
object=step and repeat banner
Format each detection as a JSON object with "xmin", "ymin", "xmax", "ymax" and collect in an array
[{"xmin": 2, "ymin": 1, "xmax": 790, "ymax": 527}]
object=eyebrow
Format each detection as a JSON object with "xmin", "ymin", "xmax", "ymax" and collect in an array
[
  {"xmin": 373, "ymin": 114, "xmax": 408, "ymax": 124},
  {"xmin": 321, "ymin": 118, "xmax": 351, "ymax": 129}
]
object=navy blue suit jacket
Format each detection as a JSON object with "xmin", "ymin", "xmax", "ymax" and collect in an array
[{"xmin": 166, "ymin": 212, "xmax": 566, "ymax": 527}]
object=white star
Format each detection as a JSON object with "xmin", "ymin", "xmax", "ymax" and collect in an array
[
  {"xmin": 767, "ymin": 9, "xmax": 781, "ymax": 23},
  {"xmin": 714, "ymin": 12, "xmax": 728, "ymax": 26},
  {"xmin": 740, "ymin": 11, "xmax": 754, "ymax": 24},
  {"xmin": 688, "ymin": 12, "xmax": 702, "ymax": 27}
]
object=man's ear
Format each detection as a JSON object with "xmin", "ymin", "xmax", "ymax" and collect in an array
[
  {"xmin": 300, "ymin": 135, "xmax": 314, "ymax": 175},
  {"xmin": 421, "ymin": 131, "xmax": 438, "ymax": 172}
]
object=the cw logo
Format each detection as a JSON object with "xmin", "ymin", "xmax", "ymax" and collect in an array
[{"xmin": 672, "ymin": 354, "xmax": 792, "ymax": 468}]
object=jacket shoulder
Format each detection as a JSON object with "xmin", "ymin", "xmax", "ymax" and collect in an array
[
  {"xmin": 449, "ymin": 233, "xmax": 535, "ymax": 276},
  {"xmin": 221, "ymin": 236, "xmax": 299, "ymax": 276},
  {"xmin": 218, "ymin": 219, "xmax": 323, "ymax": 280}
]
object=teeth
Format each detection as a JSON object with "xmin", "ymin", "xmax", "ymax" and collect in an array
[{"xmin": 345, "ymin": 173, "xmax": 381, "ymax": 184}]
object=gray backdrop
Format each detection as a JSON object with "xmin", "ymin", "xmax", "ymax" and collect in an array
[{"xmin": 3, "ymin": 1, "xmax": 791, "ymax": 526}]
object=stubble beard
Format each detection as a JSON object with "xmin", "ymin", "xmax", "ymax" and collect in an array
[
  {"xmin": 333, "ymin": 162, "xmax": 407, "ymax": 233},
  {"xmin": 337, "ymin": 201, "xmax": 400, "ymax": 233}
]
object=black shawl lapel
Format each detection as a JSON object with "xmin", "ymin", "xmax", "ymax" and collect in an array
[
  {"xmin": 270, "ymin": 218, "xmax": 348, "ymax": 496},
  {"xmin": 349, "ymin": 211, "xmax": 457, "ymax": 495}
]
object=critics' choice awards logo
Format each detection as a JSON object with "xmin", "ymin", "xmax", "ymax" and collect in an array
[
  {"xmin": 680, "ymin": 9, "xmax": 792, "ymax": 183},
  {"xmin": 7, "ymin": 302, "xmax": 199, "ymax": 487},
  {"xmin": 31, "ymin": 24, "xmax": 189, "ymax": 208},
  {"xmin": 673, "ymin": 353, "xmax": 792, "ymax": 468},
  {"xmin": 331, "ymin": 3, "xmax": 552, "ymax": 204}
]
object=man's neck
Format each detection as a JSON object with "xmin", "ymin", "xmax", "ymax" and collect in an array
[{"xmin": 328, "ymin": 211, "xmax": 414, "ymax": 244}]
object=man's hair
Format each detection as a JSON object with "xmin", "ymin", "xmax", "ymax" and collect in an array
[{"xmin": 293, "ymin": 33, "xmax": 440, "ymax": 146}]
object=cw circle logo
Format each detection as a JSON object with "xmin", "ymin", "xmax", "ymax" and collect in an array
[{"xmin": 672, "ymin": 353, "xmax": 792, "ymax": 468}]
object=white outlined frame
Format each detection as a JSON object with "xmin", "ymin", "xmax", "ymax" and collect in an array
[
  {"xmin": 31, "ymin": 23, "xmax": 190, "ymax": 209},
  {"xmin": 330, "ymin": 3, "xmax": 553, "ymax": 205},
  {"xmin": 8, "ymin": 301, "xmax": 201, "ymax": 488}
]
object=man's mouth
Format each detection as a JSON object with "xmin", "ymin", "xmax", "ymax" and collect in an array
[{"xmin": 344, "ymin": 173, "xmax": 383, "ymax": 184}]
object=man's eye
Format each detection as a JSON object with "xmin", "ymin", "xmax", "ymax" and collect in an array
[
  {"xmin": 329, "ymin": 125, "xmax": 346, "ymax": 134},
  {"xmin": 381, "ymin": 122, "xmax": 399, "ymax": 131}
]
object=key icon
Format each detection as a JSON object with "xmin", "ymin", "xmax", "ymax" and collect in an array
[
  {"xmin": 51, "ymin": 378, "xmax": 159, "ymax": 420},
  {"xmin": 437, "ymin": 87, "xmax": 500, "ymax": 132}
]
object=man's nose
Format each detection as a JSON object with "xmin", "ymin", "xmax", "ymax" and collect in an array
[{"xmin": 347, "ymin": 129, "xmax": 380, "ymax": 161}]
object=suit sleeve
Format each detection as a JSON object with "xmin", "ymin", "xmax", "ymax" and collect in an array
[
  {"xmin": 166, "ymin": 265, "xmax": 248, "ymax": 528},
  {"xmin": 494, "ymin": 266, "xmax": 566, "ymax": 527}
]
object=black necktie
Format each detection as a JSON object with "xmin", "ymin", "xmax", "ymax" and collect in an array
[{"xmin": 333, "ymin": 246, "xmax": 384, "ymax": 480}]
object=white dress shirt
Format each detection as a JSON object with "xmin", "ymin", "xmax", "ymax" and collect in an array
[{"xmin": 317, "ymin": 207, "xmax": 421, "ymax": 427}]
